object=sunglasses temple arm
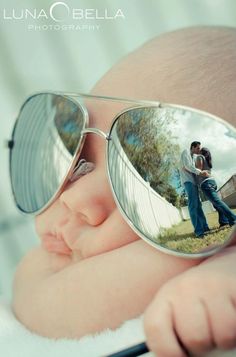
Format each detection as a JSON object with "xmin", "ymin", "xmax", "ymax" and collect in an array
[
  {"xmin": 105, "ymin": 339, "xmax": 192, "ymax": 357},
  {"xmin": 106, "ymin": 342, "xmax": 149, "ymax": 357}
]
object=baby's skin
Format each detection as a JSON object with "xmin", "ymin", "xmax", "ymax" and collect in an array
[{"xmin": 13, "ymin": 26, "xmax": 236, "ymax": 356}]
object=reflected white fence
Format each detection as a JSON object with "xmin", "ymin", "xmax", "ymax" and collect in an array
[{"xmin": 108, "ymin": 132, "xmax": 182, "ymax": 238}]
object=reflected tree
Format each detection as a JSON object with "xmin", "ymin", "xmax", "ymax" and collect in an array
[
  {"xmin": 116, "ymin": 107, "xmax": 181, "ymax": 205},
  {"xmin": 52, "ymin": 96, "xmax": 84, "ymax": 155}
]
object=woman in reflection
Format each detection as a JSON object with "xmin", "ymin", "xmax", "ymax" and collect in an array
[{"xmin": 195, "ymin": 147, "xmax": 236, "ymax": 227}]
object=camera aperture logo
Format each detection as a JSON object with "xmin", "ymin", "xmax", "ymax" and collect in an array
[{"xmin": 2, "ymin": 2, "xmax": 126, "ymax": 31}]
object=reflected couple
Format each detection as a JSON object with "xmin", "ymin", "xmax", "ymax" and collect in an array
[
  {"xmin": 10, "ymin": 93, "xmax": 236, "ymax": 257},
  {"xmin": 180, "ymin": 141, "xmax": 236, "ymax": 239},
  {"xmin": 114, "ymin": 106, "xmax": 236, "ymax": 255}
]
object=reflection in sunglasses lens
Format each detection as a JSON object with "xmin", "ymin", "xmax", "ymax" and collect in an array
[
  {"xmin": 108, "ymin": 106, "xmax": 236, "ymax": 256},
  {"xmin": 10, "ymin": 93, "xmax": 85, "ymax": 214}
]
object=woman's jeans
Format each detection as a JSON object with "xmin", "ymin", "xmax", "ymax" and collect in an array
[
  {"xmin": 184, "ymin": 182, "xmax": 209, "ymax": 236},
  {"xmin": 201, "ymin": 179, "xmax": 236, "ymax": 226}
]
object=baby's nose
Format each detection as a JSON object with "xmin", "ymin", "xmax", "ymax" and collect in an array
[{"xmin": 59, "ymin": 166, "xmax": 115, "ymax": 226}]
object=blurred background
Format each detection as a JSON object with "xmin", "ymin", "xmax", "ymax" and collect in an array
[{"xmin": 1, "ymin": 0, "xmax": 236, "ymax": 300}]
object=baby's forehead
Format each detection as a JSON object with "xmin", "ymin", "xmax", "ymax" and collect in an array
[{"xmin": 91, "ymin": 27, "xmax": 236, "ymax": 126}]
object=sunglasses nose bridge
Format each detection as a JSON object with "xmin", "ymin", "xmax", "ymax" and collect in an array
[{"xmin": 81, "ymin": 127, "xmax": 109, "ymax": 140}]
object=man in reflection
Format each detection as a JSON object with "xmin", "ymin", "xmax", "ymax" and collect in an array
[{"xmin": 180, "ymin": 141, "xmax": 210, "ymax": 237}]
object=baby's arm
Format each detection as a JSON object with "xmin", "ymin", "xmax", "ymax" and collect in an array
[
  {"xmin": 144, "ymin": 242, "xmax": 236, "ymax": 357},
  {"xmin": 12, "ymin": 240, "xmax": 199, "ymax": 339}
]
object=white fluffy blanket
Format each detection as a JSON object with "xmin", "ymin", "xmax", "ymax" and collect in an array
[
  {"xmin": 0, "ymin": 297, "xmax": 151, "ymax": 357},
  {"xmin": 0, "ymin": 297, "xmax": 235, "ymax": 357}
]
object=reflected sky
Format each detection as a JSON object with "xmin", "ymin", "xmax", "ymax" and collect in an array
[{"xmin": 168, "ymin": 108, "xmax": 236, "ymax": 188}]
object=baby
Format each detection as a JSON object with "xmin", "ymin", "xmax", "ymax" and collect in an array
[{"xmin": 12, "ymin": 26, "xmax": 236, "ymax": 357}]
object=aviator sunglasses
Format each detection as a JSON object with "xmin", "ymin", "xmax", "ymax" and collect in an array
[{"xmin": 8, "ymin": 92, "xmax": 236, "ymax": 260}]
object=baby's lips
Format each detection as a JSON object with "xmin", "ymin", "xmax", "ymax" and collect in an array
[{"xmin": 42, "ymin": 236, "xmax": 72, "ymax": 255}]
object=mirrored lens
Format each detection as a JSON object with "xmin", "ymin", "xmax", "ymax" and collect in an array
[
  {"xmin": 108, "ymin": 106, "xmax": 236, "ymax": 257},
  {"xmin": 10, "ymin": 93, "xmax": 85, "ymax": 214}
]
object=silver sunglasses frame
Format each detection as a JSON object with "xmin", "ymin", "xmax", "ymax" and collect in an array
[
  {"xmin": 9, "ymin": 91, "xmax": 160, "ymax": 215},
  {"xmin": 9, "ymin": 91, "xmax": 236, "ymax": 259}
]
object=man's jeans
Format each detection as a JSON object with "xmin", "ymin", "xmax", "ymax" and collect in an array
[
  {"xmin": 201, "ymin": 179, "xmax": 236, "ymax": 226},
  {"xmin": 184, "ymin": 182, "xmax": 209, "ymax": 236}
]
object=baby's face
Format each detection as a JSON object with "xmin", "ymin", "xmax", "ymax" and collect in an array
[
  {"xmin": 36, "ymin": 26, "xmax": 236, "ymax": 258},
  {"xmin": 35, "ymin": 99, "xmax": 140, "ymax": 258}
]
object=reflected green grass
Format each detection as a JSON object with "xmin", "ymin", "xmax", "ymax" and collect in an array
[{"xmin": 155, "ymin": 209, "xmax": 236, "ymax": 254}]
